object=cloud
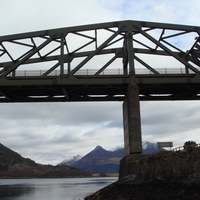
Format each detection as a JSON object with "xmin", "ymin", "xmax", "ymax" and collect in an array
[
  {"xmin": 141, "ymin": 101, "xmax": 200, "ymax": 146},
  {"xmin": 99, "ymin": 0, "xmax": 200, "ymax": 26},
  {"xmin": 0, "ymin": 0, "xmax": 121, "ymax": 35},
  {"xmin": 0, "ymin": 102, "xmax": 122, "ymax": 126}
]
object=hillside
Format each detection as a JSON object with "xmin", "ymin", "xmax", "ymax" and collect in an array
[
  {"xmin": 85, "ymin": 147, "xmax": 200, "ymax": 199},
  {"xmin": 0, "ymin": 143, "xmax": 91, "ymax": 178},
  {"xmin": 0, "ymin": 143, "xmax": 37, "ymax": 171}
]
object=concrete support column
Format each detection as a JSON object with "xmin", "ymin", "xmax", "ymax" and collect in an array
[
  {"xmin": 119, "ymin": 83, "xmax": 144, "ymax": 179},
  {"xmin": 123, "ymin": 83, "xmax": 142, "ymax": 155}
]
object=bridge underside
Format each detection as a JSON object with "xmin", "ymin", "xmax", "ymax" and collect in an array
[{"xmin": 0, "ymin": 77, "xmax": 200, "ymax": 102}]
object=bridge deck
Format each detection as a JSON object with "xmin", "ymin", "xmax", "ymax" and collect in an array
[{"xmin": 0, "ymin": 71, "xmax": 198, "ymax": 102}]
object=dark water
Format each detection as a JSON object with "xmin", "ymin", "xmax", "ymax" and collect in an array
[{"xmin": 0, "ymin": 177, "xmax": 117, "ymax": 200}]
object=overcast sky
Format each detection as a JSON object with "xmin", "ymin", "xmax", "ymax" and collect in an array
[{"xmin": 1, "ymin": 0, "xmax": 200, "ymax": 165}]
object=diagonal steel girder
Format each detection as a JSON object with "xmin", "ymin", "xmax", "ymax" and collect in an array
[
  {"xmin": 68, "ymin": 25, "xmax": 126, "ymax": 76},
  {"xmin": 137, "ymin": 28, "xmax": 200, "ymax": 74},
  {"xmin": 0, "ymin": 37, "xmax": 54, "ymax": 77}
]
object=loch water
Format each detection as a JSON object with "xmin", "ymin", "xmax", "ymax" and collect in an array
[{"xmin": 0, "ymin": 177, "xmax": 117, "ymax": 200}]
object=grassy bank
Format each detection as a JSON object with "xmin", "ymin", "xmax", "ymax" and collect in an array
[{"xmin": 92, "ymin": 173, "xmax": 118, "ymax": 177}]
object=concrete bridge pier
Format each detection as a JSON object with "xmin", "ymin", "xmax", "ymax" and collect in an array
[{"xmin": 119, "ymin": 83, "xmax": 148, "ymax": 179}]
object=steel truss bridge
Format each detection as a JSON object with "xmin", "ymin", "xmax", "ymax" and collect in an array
[{"xmin": 0, "ymin": 20, "xmax": 200, "ymax": 102}]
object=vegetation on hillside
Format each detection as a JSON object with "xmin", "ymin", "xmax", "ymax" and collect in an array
[{"xmin": 0, "ymin": 143, "xmax": 37, "ymax": 171}]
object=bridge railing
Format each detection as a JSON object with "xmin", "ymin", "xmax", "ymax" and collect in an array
[
  {"xmin": 172, "ymin": 143, "xmax": 200, "ymax": 152},
  {"xmin": 6, "ymin": 68, "xmax": 195, "ymax": 77}
]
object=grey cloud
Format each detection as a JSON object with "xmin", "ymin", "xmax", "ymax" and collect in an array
[
  {"xmin": 49, "ymin": 133, "xmax": 83, "ymax": 144},
  {"xmin": 103, "ymin": 119, "xmax": 123, "ymax": 128},
  {"xmin": 0, "ymin": 102, "xmax": 123, "ymax": 127}
]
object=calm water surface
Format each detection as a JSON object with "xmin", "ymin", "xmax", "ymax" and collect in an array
[{"xmin": 0, "ymin": 177, "xmax": 117, "ymax": 200}]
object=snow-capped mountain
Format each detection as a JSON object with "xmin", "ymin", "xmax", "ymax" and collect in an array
[
  {"xmin": 110, "ymin": 141, "xmax": 159, "ymax": 154},
  {"xmin": 142, "ymin": 141, "xmax": 159, "ymax": 154},
  {"xmin": 109, "ymin": 145, "xmax": 124, "ymax": 152},
  {"xmin": 57, "ymin": 154, "xmax": 82, "ymax": 166}
]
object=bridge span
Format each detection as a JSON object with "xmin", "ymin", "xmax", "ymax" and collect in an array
[{"xmin": 1, "ymin": 20, "xmax": 200, "ymax": 177}]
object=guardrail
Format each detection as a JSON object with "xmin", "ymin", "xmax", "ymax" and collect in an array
[
  {"xmin": 172, "ymin": 143, "xmax": 200, "ymax": 152},
  {"xmin": 6, "ymin": 68, "xmax": 195, "ymax": 77}
]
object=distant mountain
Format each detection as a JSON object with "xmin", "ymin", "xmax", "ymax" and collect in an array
[
  {"xmin": 0, "ymin": 143, "xmax": 91, "ymax": 178},
  {"xmin": 58, "ymin": 155, "xmax": 82, "ymax": 166},
  {"xmin": 71, "ymin": 145, "xmax": 121, "ymax": 173},
  {"xmin": 59, "ymin": 141, "xmax": 161, "ymax": 173},
  {"xmin": 142, "ymin": 141, "xmax": 160, "ymax": 154}
]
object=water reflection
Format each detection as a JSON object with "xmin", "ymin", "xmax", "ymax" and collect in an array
[
  {"xmin": 0, "ymin": 177, "xmax": 117, "ymax": 200},
  {"xmin": 0, "ymin": 184, "xmax": 34, "ymax": 199}
]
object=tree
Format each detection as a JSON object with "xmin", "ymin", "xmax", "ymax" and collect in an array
[{"xmin": 183, "ymin": 140, "xmax": 197, "ymax": 150}]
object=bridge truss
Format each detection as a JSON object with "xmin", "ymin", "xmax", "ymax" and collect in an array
[{"xmin": 0, "ymin": 20, "xmax": 200, "ymax": 102}]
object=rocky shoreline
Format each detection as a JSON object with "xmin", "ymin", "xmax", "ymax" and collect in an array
[
  {"xmin": 85, "ymin": 174, "xmax": 200, "ymax": 200},
  {"xmin": 85, "ymin": 148, "xmax": 200, "ymax": 199}
]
